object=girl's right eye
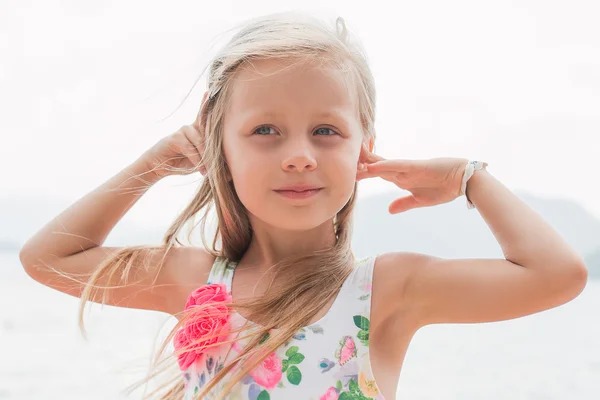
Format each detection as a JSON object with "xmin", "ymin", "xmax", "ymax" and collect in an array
[{"xmin": 253, "ymin": 125, "xmax": 276, "ymax": 135}]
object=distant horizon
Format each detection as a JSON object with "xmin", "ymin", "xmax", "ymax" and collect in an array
[{"xmin": 4, "ymin": 186, "xmax": 599, "ymax": 280}]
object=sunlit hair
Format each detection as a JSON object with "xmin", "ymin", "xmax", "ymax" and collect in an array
[{"xmin": 77, "ymin": 10, "xmax": 377, "ymax": 399}]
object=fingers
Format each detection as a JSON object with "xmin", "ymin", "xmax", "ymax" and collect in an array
[
  {"xmin": 357, "ymin": 141, "xmax": 385, "ymax": 176},
  {"xmin": 389, "ymin": 195, "xmax": 419, "ymax": 214},
  {"xmin": 180, "ymin": 125, "xmax": 205, "ymax": 174},
  {"xmin": 359, "ymin": 141, "xmax": 384, "ymax": 164},
  {"xmin": 366, "ymin": 159, "xmax": 413, "ymax": 172},
  {"xmin": 357, "ymin": 167, "xmax": 404, "ymax": 183},
  {"xmin": 356, "ymin": 168, "xmax": 380, "ymax": 182}
]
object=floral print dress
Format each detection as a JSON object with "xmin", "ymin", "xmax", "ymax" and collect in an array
[{"xmin": 176, "ymin": 255, "xmax": 385, "ymax": 400}]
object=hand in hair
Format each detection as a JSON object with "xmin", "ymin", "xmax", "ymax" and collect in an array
[
  {"xmin": 356, "ymin": 143, "xmax": 468, "ymax": 214},
  {"xmin": 140, "ymin": 92, "xmax": 210, "ymax": 180}
]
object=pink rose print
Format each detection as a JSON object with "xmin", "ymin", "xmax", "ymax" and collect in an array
[
  {"xmin": 185, "ymin": 282, "xmax": 231, "ymax": 308},
  {"xmin": 249, "ymin": 352, "xmax": 283, "ymax": 390},
  {"xmin": 320, "ymin": 386, "xmax": 340, "ymax": 400},
  {"xmin": 173, "ymin": 283, "xmax": 233, "ymax": 370}
]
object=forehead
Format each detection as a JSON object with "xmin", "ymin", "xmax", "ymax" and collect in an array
[{"xmin": 226, "ymin": 58, "xmax": 358, "ymax": 116}]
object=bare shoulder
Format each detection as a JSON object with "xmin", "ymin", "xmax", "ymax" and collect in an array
[
  {"xmin": 162, "ymin": 246, "xmax": 217, "ymax": 317},
  {"xmin": 370, "ymin": 251, "xmax": 427, "ymax": 331},
  {"xmin": 368, "ymin": 252, "xmax": 426, "ymax": 372}
]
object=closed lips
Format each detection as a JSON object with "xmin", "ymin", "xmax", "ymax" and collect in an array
[
  {"xmin": 276, "ymin": 189, "xmax": 321, "ymax": 192},
  {"xmin": 274, "ymin": 185, "xmax": 323, "ymax": 192}
]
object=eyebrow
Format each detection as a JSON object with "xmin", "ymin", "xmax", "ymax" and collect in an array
[{"xmin": 243, "ymin": 109, "xmax": 350, "ymax": 120}]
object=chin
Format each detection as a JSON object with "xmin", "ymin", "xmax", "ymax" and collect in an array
[
  {"xmin": 248, "ymin": 206, "xmax": 334, "ymax": 232},
  {"xmin": 275, "ymin": 212, "xmax": 332, "ymax": 231}
]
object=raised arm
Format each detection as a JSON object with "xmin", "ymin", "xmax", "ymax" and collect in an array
[
  {"xmin": 376, "ymin": 167, "xmax": 588, "ymax": 329},
  {"xmin": 18, "ymin": 123, "xmax": 213, "ymax": 315}
]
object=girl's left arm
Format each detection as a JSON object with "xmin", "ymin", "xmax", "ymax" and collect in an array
[{"xmin": 377, "ymin": 167, "xmax": 588, "ymax": 328}]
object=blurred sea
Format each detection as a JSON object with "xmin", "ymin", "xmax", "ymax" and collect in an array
[{"xmin": 1, "ymin": 251, "xmax": 599, "ymax": 399}]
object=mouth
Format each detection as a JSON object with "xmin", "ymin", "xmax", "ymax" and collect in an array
[{"xmin": 273, "ymin": 188, "xmax": 323, "ymax": 199}]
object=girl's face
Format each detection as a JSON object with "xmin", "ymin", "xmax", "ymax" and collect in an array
[{"xmin": 222, "ymin": 58, "xmax": 369, "ymax": 231}]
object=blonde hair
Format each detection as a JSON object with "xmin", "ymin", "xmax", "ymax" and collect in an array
[{"xmin": 78, "ymin": 10, "xmax": 377, "ymax": 399}]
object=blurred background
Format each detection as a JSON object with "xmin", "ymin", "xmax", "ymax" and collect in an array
[{"xmin": 1, "ymin": 0, "xmax": 599, "ymax": 399}]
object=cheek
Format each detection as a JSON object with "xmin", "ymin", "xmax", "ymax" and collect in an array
[
  {"xmin": 228, "ymin": 153, "xmax": 270, "ymax": 204},
  {"xmin": 324, "ymin": 153, "xmax": 359, "ymax": 200},
  {"xmin": 327, "ymin": 155, "xmax": 356, "ymax": 180},
  {"xmin": 224, "ymin": 138, "xmax": 261, "ymax": 179},
  {"xmin": 333, "ymin": 140, "xmax": 360, "ymax": 172}
]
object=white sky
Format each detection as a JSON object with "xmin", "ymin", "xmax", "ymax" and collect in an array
[{"xmin": 1, "ymin": 0, "xmax": 599, "ymax": 227}]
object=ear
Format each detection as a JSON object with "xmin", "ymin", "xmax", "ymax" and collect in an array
[{"xmin": 357, "ymin": 138, "xmax": 375, "ymax": 167}]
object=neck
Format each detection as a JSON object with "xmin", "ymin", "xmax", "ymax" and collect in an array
[{"xmin": 239, "ymin": 217, "xmax": 337, "ymax": 274}]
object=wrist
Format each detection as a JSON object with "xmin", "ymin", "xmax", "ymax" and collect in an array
[
  {"xmin": 465, "ymin": 166, "xmax": 490, "ymax": 207},
  {"xmin": 130, "ymin": 156, "xmax": 164, "ymax": 184},
  {"xmin": 462, "ymin": 161, "xmax": 489, "ymax": 209}
]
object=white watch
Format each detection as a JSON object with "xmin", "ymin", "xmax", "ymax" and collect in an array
[{"xmin": 461, "ymin": 160, "xmax": 488, "ymax": 209}]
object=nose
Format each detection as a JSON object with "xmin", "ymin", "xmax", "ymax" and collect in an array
[{"xmin": 281, "ymin": 147, "xmax": 317, "ymax": 172}]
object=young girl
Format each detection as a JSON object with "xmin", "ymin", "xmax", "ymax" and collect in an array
[{"xmin": 19, "ymin": 11, "xmax": 587, "ymax": 400}]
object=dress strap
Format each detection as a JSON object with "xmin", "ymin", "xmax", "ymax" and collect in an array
[
  {"xmin": 362, "ymin": 254, "xmax": 378, "ymax": 287},
  {"xmin": 206, "ymin": 256, "xmax": 237, "ymax": 292},
  {"xmin": 347, "ymin": 254, "xmax": 378, "ymax": 298}
]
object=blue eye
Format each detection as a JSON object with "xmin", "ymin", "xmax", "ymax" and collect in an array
[
  {"xmin": 252, "ymin": 125, "xmax": 338, "ymax": 136},
  {"xmin": 253, "ymin": 125, "xmax": 276, "ymax": 135},
  {"xmin": 314, "ymin": 127, "xmax": 337, "ymax": 136}
]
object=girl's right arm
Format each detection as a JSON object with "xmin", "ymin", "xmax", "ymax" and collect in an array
[{"xmin": 18, "ymin": 122, "xmax": 214, "ymax": 316}]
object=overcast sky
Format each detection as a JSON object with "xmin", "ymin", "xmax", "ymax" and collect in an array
[{"xmin": 1, "ymin": 0, "xmax": 599, "ymax": 227}]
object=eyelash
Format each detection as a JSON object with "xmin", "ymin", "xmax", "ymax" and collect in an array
[{"xmin": 252, "ymin": 125, "xmax": 339, "ymax": 136}]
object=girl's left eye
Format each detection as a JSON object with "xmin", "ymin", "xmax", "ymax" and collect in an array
[{"xmin": 252, "ymin": 126, "xmax": 338, "ymax": 136}]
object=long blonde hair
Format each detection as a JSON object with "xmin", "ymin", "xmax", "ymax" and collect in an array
[{"xmin": 78, "ymin": 11, "xmax": 377, "ymax": 399}]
